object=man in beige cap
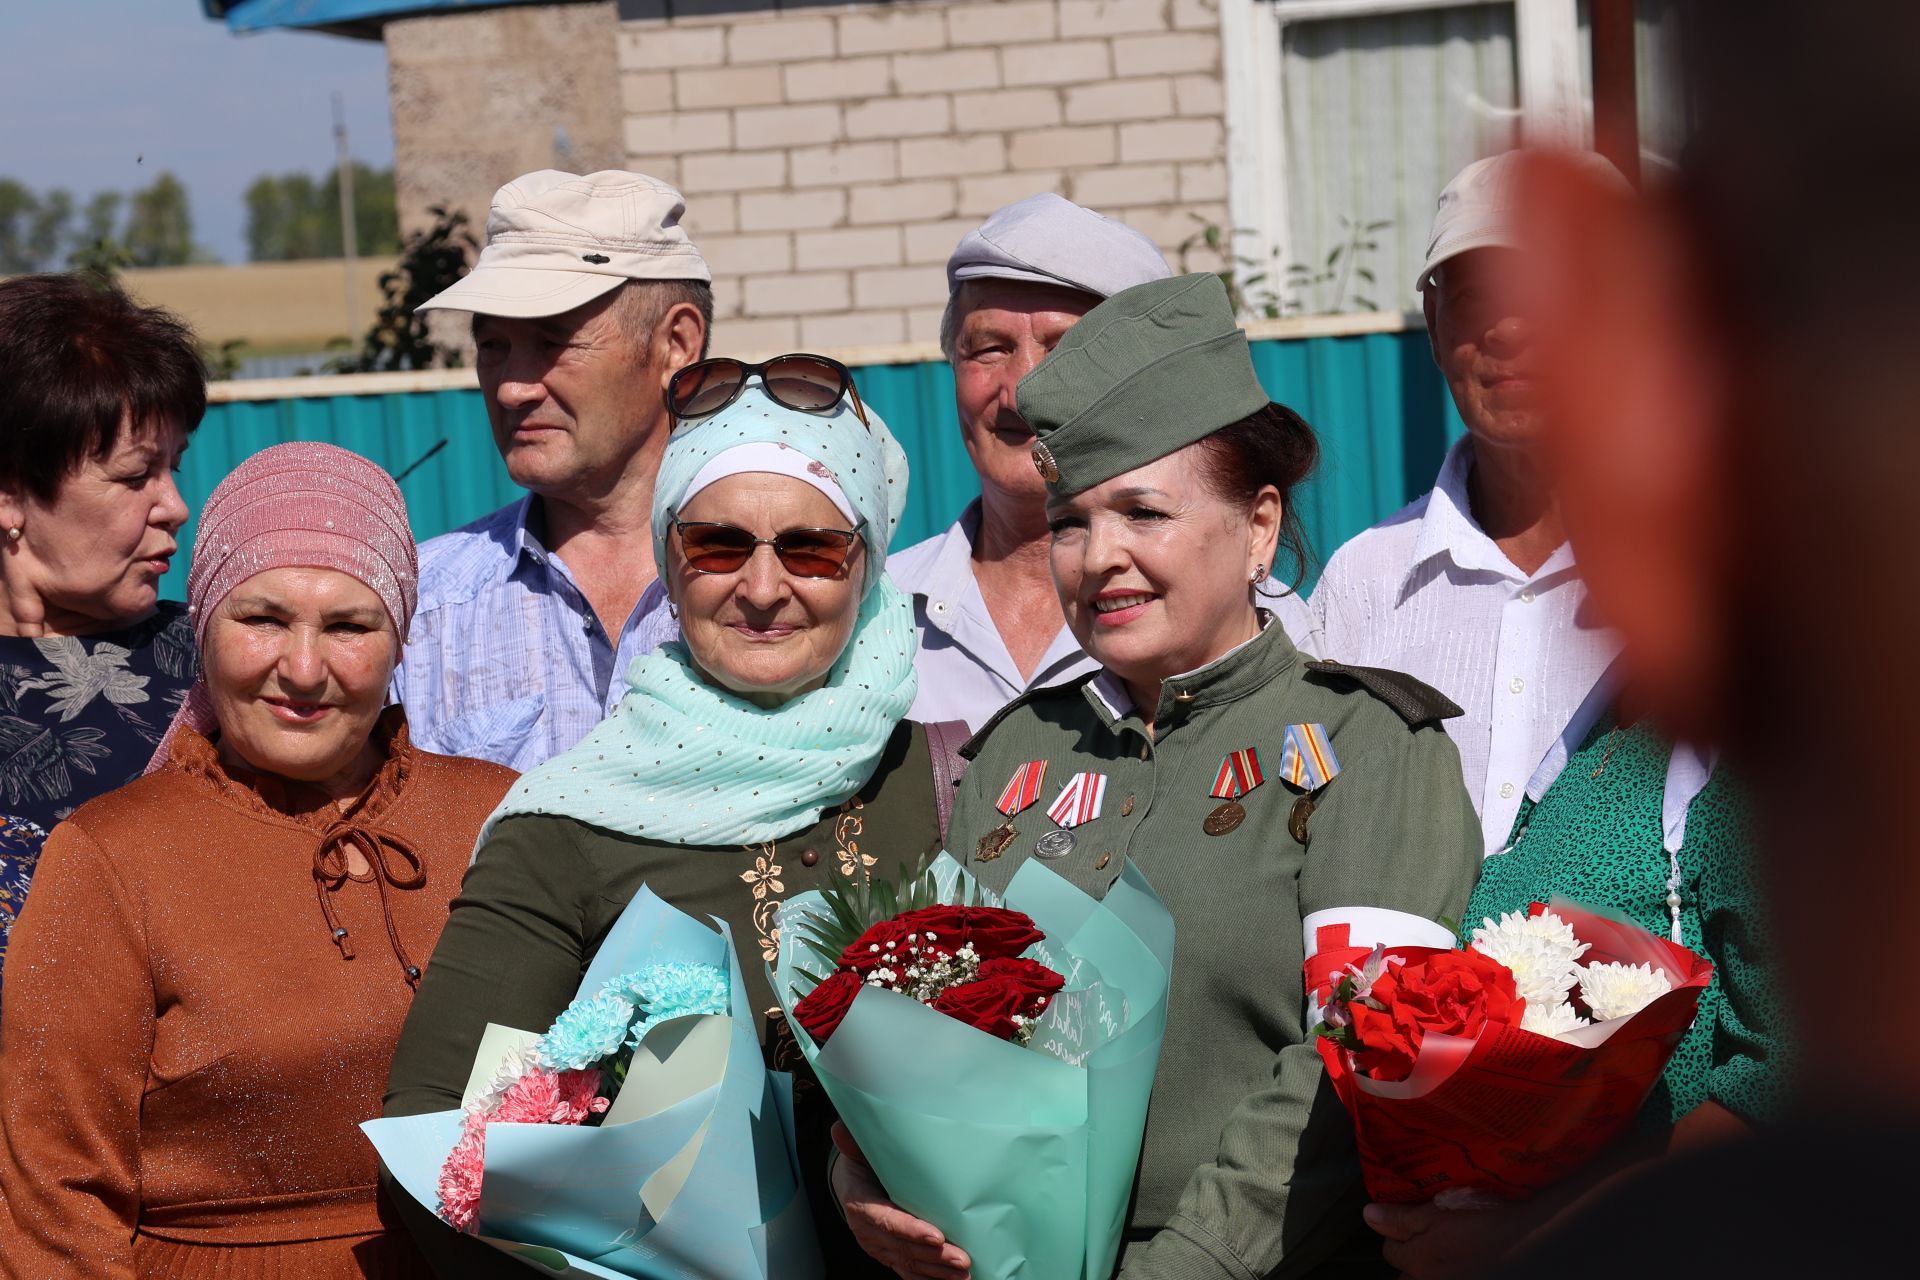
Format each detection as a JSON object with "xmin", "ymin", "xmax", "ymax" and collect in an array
[
  {"xmin": 1306, "ymin": 151, "xmax": 1622, "ymax": 856},
  {"xmin": 391, "ymin": 169, "xmax": 712, "ymax": 770}
]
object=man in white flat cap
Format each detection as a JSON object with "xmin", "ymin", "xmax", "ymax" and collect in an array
[
  {"xmin": 1306, "ymin": 152, "xmax": 1622, "ymax": 856},
  {"xmin": 883, "ymin": 195, "xmax": 1298, "ymax": 735},
  {"xmin": 391, "ymin": 169, "xmax": 712, "ymax": 770}
]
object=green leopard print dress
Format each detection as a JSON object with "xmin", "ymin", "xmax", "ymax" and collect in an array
[{"xmin": 1463, "ymin": 715, "xmax": 1785, "ymax": 1127}]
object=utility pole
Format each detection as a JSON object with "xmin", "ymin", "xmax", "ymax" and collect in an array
[{"xmin": 333, "ymin": 91, "xmax": 361, "ymax": 340}]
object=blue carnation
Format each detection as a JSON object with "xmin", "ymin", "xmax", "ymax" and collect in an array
[
  {"xmin": 536, "ymin": 992, "xmax": 638, "ymax": 1071},
  {"xmin": 611, "ymin": 962, "xmax": 730, "ymax": 1045}
]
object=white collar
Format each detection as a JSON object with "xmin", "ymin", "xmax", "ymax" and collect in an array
[{"xmin": 1404, "ymin": 437, "xmax": 1578, "ymax": 589}]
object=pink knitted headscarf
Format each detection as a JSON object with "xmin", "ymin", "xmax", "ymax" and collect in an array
[{"xmin": 147, "ymin": 442, "xmax": 418, "ymax": 773}]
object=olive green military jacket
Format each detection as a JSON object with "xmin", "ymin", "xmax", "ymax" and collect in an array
[
  {"xmin": 381, "ymin": 721, "xmax": 941, "ymax": 1280},
  {"xmin": 951, "ymin": 622, "xmax": 1482, "ymax": 1280}
]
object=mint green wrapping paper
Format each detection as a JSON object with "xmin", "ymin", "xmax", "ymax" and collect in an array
[
  {"xmin": 772, "ymin": 856, "xmax": 1174, "ymax": 1279},
  {"xmin": 364, "ymin": 888, "xmax": 823, "ymax": 1279}
]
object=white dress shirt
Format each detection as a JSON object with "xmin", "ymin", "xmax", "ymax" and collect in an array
[
  {"xmin": 1305, "ymin": 437, "xmax": 1618, "ymax": 855},
  {"xmin": 891, "ymin": 499, "xmax": 1314, "ymax": 735}
]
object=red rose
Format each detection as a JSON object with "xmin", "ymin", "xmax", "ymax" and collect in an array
[
  {"xmin": 793, "ymin": 970, "xmax": 864, "ymax": 1042},
  {"xmin": 929, "ymin": 975, "xmax": 1034, "ymax": 1040},
  {"xmin": 1347, "ymin": 949, "xmax": 1524, "ymax": 1082},
  {"xmin": 893, "ymin": 905, "xmax": 1044, "ymax": 960},
  {"xmin": 837, "ymin": 919, "xmax": 925, "ymax": 975},
  {"xmin": 977, "ymin": 955, "xmax": 1065, "ymax": 1003},
  {"xmin": 929, "ymin": 957, "xmax": 1065, "ymax": 1041}
]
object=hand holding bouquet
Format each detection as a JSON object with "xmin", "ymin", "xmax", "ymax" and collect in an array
[
  {"xmin": 1305, "ymin": 900, "xmax": 1712, "ymax": 1202},
  {"xmin": 774, "ymin": 855, "xmax": 1174, "ymax": 1280}
]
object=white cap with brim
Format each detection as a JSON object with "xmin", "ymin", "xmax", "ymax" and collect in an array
[
  {"xmin": 946, "ymin": 193, "xmax": 1171, "ymax": 299},
  {"xmin": 418, "ymin": 169, "xmax": 711, "ymax": 319},
  {"xmin": 1415, "ymin": 150, "xmax": 1629, "ymax": 293}
]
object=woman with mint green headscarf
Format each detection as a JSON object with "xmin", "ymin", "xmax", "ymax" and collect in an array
[{"xmin": 384, "ymin": 359, "xmax": 931, "ymax": 1280}]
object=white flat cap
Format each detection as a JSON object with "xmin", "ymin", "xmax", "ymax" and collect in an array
[
  {"xmin": 946, "ymin": 193, "xmax": 1171, "ymax": 298},
  {"xmin": 1416, "ymin": 150, "xmax": 1629, "ymax": 293},
  {"xmin": 418, "ymin": 169, "xmax": 710, "ymax": 319}
]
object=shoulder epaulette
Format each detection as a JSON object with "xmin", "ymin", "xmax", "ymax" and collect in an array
[
  {"xmin": 957, "ymin": 670, "xmax": 1099, "ymax": 761},
  {"xmin": 1303, "ymin": 658, "xmax": 1463, "ymax": 727}
]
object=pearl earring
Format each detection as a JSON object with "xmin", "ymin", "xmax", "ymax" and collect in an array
[{"xmin": 6, "ymin": 527, "xmax": 19, "ymax": 541}]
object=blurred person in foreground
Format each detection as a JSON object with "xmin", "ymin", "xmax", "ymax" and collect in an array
[
  {"xmin": 0, "ymin": 275, "xmax": 203, "ymax": 1001},
  {"xmin": 0, "ymin": 443, "xmax": 517, "ymax": 1277},
  {"xmin": 392, "ymin": 170, "xmax": 711, "ymax": 771},
  {"xmin": 890, "ymin": 195, "xmax": 1317, "ymax": 736},
  {"xmin": 385, "ymin": 364, "xmax": 936, "ymax": 1278},
  {"xmin": 1454, "ymin": 2, "xmax": 1912, "ymax": 1273},
  {"xmin": 1306, "ymin": 155, "xmax": 1620, "ymax": 856}
]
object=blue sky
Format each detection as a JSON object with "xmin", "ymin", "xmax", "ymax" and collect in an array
[{"xmin": 0, "ymin": 2, "xmax": 395, "ymax": 263}]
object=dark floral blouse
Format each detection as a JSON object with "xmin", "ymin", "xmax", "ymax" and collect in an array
[{"xmin": 0, "ymin": 603, "xmax": 198, "ymax": 996}]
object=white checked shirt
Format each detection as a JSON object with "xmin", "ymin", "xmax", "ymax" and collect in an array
[
  {"xmin": 391, "ymin": 496, "xmax": 678, "ymax": 772},
  {"xmin": 891, "ymin": 499, "xmax": 1314, "ymax": 735},
  {"xmin": 1304, "ymin": 438, "xmax": 1618, "ymax": 855}
]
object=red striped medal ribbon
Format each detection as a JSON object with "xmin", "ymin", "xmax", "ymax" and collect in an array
[
  {"xmin": 1045, "ymin": 771, "xmax": 1108, "ymax": 828},
  {"xmin": 995, "ymin": 760, "xmax": 1049, "ymax": 816},
  {"xmin": 1209, "ymin": 747, "xmax": 1265, "ymax": 799}
]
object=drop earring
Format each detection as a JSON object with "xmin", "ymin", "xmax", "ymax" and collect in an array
[{"xmin": 1249, "ymin": 564, "xmax": 1267, "ymax": 584}]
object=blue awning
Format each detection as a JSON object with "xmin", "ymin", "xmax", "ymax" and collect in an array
[{"xmin": 203, "ymin": 1, "xmax": 559, "ymax": 36}]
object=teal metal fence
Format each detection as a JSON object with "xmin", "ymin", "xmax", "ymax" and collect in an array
[{"xmin": 169, "ymin": 327, "xmax": 1463, "ymax": 600}]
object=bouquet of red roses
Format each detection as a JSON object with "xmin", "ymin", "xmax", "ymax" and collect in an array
[
  {"xmin": 1304, "ymin": 900, "xmax": 1713, "ymax": 1202},
  {"xmin": 792, "ymin": 900, "xmax": 1066, "ymax": 1046},
  {"xmin": 774, "ymin": 854, "xmax": 1174, "ymax": 1280}
]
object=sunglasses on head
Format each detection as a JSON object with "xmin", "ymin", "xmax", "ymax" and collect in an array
[
  {"xmin": 670, "ymin": 517, "xmax": 867, "ymax": 578},
  {"xmin": 667, "ymin": 354, "xmax": 871, "ymax": 430}
]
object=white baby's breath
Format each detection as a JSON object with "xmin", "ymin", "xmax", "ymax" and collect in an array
[
  {"xmin": 1521, "ymin": 998, "xmax": 1590, "ymax": 1039},
  {"xmin": 1578, "ymin": 960, "xmax": 1673, "ymax": 1022},
  {"xmin": 1470, "ymin": 910, "xmax": 1589, "ymax": 1006}
]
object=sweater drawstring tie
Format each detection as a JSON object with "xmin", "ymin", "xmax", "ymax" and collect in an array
[{"xmin": 312, "ymin": 820, "xmax": 428, "ymax": 987}]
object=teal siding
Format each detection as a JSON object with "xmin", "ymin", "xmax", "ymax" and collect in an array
[{"xmin": 164, "ymin": 330, "xmax": 1463, "ymax": 600}]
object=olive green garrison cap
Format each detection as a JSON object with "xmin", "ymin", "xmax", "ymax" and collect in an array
[{"xmin": 1015, "ymin": 272, "xmax": 1270, "ymax": 496}]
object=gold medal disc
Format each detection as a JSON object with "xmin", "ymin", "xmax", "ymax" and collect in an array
[
  {"xmin": 976, "ymin": 822, "xmax": 1018, "ymax": 862},
  {"xmin": 1288, "ymin": 795, "xmax": 1314, "ymax": 843},
  {"xmin": 1203, "ymin": 800, "xmax": 1246, "ymax": 836}
]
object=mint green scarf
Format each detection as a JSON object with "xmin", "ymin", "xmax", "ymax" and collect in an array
[{"xmin": 480, "ymin": 388, "xmax": 919, "ymax": 848}]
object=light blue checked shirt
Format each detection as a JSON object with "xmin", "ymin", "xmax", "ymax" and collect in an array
[{"xmin": 391, "ymin": 496, "xmax": 677, "ymax": 772}]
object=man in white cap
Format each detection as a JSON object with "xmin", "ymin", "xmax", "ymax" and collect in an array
[
  {"xmin": 887, "ymin": 195, "xmax": 1313, "ymax": 735},
  {"xmin": 391, "ymin": 169, "xmax": 712, "ymax": 770},
  {"xmin": 1306, "ymin": 151, "xmax": 1621, "ymax": 856}
]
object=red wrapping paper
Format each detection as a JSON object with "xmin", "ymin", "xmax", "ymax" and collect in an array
[{"xmin": 1304, "ymin": 902, "xmax": 1713, "ymax": 1202}]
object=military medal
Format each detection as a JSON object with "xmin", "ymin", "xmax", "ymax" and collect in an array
[
  {"xmin": 1038, "ymin": 771, "xmax": 1107, "ymax": 859},
  {"xmin": 1277, "ymin": 724, "xmax": 1342, "ymax": 844},
  {"xmin": 978, "ymin": 760, "xmax": 1048, "ymax": 862},
  {"xmin": 1204, "ymin": 747, "xmax": 1265, "ymax": 837}
]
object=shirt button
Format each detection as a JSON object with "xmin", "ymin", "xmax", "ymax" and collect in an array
[
  {"xmin": 583, "ymin": 616, "xmax": 595, "ymax": 633},
  {"xmin": 800, "ymin": 848, "xmax": 819, "ymax": 868},
  {"xmin": 1520, "ymin": 589, "xmax": 1536, "ymax": 604},
  {"xmin": 1509, "ymin": 676, "xmax": 1525, "ymax": 694},
  {"xmin": 1500, "ymin": 782, "xmax": 1515, "ymax": 799},
  {"xmin": 932, "ymin": 601, "xmax": 948, "ymax": 614}
]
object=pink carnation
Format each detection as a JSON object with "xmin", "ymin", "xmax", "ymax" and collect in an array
[{"xmin": 436, "ymin": 1067, "xmax": 608, "ymax": 1233}]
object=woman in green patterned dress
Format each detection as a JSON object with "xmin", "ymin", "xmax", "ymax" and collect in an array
[{"xmin": 1365, "ymin": 675, "xmax": 1786, "ymax": 1277}]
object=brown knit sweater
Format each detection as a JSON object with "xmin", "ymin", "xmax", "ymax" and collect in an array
[{"xmin": 0, "ymin": 710, "xmax": 515, "ymax": 1279}]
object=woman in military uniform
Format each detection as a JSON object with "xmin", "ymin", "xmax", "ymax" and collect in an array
[{"xmin": 834, "ymin": 274, "xmax": 1484, "ymax": 1280}]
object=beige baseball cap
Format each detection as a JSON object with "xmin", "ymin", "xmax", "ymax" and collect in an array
[
  {"xmin": 1414, "ymin": 150, "xmax": 1627, "ymax": 293},
  {"xmin": 418, "ymin": 169, "xmax": 711, "ymax": 319}
]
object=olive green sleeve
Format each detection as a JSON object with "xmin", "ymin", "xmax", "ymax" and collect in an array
[
  {"xmin": 1122, "ymin": 728, "xmax": 1483, "ymax": 1280},
  {"xmin": 380, "ymin": 814, "xmax": 602, "ymax": 1279}
]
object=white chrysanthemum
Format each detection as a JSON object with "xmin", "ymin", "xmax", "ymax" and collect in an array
[
  {"xmin": 1521, "ymin": 998, "xmax": 1590, "ymax": 1040},
  {"xmin": 1579, "ymin": 961, "xmax": 1673, "ymax": 1022},
  {"xmin": 1470, "ymin": 911, "xmax": 1588, "ymax": 1006}
]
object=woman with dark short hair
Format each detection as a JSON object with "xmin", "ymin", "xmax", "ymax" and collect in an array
[
  {"xmin": 839, "ymin": 275, "xmax": 1485, "ymax": 1280},
  {"xmin": 0, "ymin": 274, "xmax": 207, "ymax": 997}
]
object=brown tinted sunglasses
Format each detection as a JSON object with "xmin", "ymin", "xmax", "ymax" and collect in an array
[
  {"xmin": 667, "ymin": 354, "xmax": 871, "ymax": 429},
  {"xmin": 670, "ymin": 518, "xmax": 866, "ymax": 578}
]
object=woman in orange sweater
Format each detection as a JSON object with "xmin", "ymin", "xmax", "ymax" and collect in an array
[{"xmin": 0, "ymin": 443, "xmax": 516, "ymax": 1278}]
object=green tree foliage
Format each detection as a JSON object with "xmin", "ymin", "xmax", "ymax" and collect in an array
[
  {"xmin": 328, "ymin": 205, "xmax": 476, "ymax": 373},
  {"xmin": 122, "ymin": 172, "xmax": 194, "ymax": 268},
  {"xmin": 244, "ymin": 164, "xmax": 399, "ymax": 262}
]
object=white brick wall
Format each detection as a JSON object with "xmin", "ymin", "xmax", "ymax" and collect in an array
[{"xmin": 617, "ymin": 0, "xmax": 1231, "ymax": 350}]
